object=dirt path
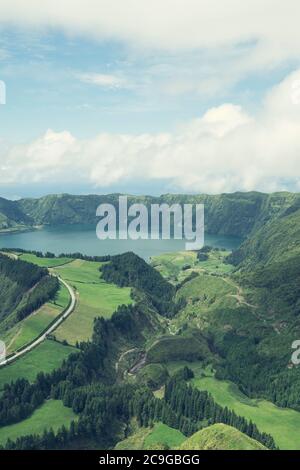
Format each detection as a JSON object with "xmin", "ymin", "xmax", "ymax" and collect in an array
[{"xmin": 115, "ymin": 348, "xmax": 139, "ymax": 373}]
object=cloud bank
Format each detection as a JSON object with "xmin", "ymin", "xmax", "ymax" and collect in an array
[
  {"xmin": 1, "ymin": 70, "xmax": 300, "ymax": 194},
  {"xmin": 0, "ymin": 1, "xmax": 298, "ymax": 54}
]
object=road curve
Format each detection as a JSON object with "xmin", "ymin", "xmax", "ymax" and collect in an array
[{"xmin": 0, "ymin": 277, "xmax": 76, "ymax": 367}]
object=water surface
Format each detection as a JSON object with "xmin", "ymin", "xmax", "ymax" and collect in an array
[{"xmin": 0, "ymin": 225, "xmax": 242, "ymax": 260}]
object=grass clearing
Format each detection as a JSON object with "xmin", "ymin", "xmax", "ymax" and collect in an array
[
  {"xmin": 53, "ymin": 259, "xmax": 132, "ymax": 344},
  {"xmin": 0, "ymin": 400, "xmax": 77, "ymax": 446},
  {"xmin": 151, "ymin": 251, "xmax": 198, "ymax": 283},
  {"xmin": 0, "ymin": 340, "xmax": 77, "ymax": 390},
  {"xmin": 115, "ymin": 423, "xmax": 185, "ymax": 450},
  {"xmin": 20, "ymin": 253, "xmax": 73, "ymax": 268},
  {"xmin": 193, "ymin": 376, "xmax": 300, "ymax": 450},
  {"xmin": 152, "ymin": 249, "xmax": 234, "ymax": 285},
  {"xmin": 144, "ymin": 423, "xmax": 185, "ymax": 449}
]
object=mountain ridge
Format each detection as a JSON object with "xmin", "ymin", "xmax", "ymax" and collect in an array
[{"xmin": 1, "ymin": 191, "xmax": 299, "ymax": 238}]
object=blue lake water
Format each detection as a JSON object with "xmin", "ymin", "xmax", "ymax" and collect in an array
[{"xmin": 0, "ymin": 225, "xmax": 242, "ymax": 260}]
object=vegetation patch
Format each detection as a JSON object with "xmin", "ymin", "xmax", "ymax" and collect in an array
[
  {"xmin": 193, "ymin": 376, "xmax": 300, "ymax": 450},
  {"xmin": 115, "ymin": 422, "xmax": 185, "ymax": 450},
  {"xmin": 53, "ymin": 259, "xmax": 133, "ymax": 344},
  {"xmin": 0, "ymin": 340, "xmax": 77, "ymax": 391},
  {"xmin": 180, "ymin": 423, "xmax": 266, "ymax": 450},
  {"xmin": 0, "ymin": 400, "xmax": 77, "ymax": 446},
  {"xmin": 20, "ymin": 253, "xmax": 73, "ymax": 268},
  {"xmin": 144, "ymin": 423, "xmax": 185, "ymax": 449},
  {"xmin": 146, "ymin": 333, "xmax": 212, "ymax": 364},
  {"xmin": 137, "ymin": 364, "xmax": 169, "ymax": 390}
]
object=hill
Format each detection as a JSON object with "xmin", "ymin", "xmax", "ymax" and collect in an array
[
  {"xmin": 179, "ymin": 424, "xmax": 267, "ymax": 450},
  {"xmin": 214, "ymin": 207, "xmax": 300, "ymax": 409},
  {"xmin": 1, "ymin": 191, "xmax": 299, "ymax": 238},
  {"xmin": 0, "ymin": 197, "xmax": 32, "ymax": 232},
  {"xmin": 228, "ymin": 207, "xmax": 300, "ymax": 269}
]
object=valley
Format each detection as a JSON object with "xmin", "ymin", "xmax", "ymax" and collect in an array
[{"xmin": 0, "ymin": 191, "xmax": 299, "ymax": 451}]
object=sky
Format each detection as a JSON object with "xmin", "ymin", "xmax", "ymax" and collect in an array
[{"xmin": 0, "ymin": 0, "xmax": 300, "ymax": 199}]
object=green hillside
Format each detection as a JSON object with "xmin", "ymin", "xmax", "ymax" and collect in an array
[
  {"xmin": 0, "ymin": 250, "xmax": 278, "ymax": 451},
  {"xmin": 0, "ymin": 340, "xmax": 77, "ymax": 391},
  {"xmin": 0, "ymin": 197, "xmax": 32, "ymax": 231},
  {"xmin": 179, "ymin": 424, "xmax": 267, "ymax": 450},
  {"xmin": 115, "ymin": 423, "xmax": 185, "ymax": 450},
  {"xmin": 1, "ymin": 191, "xmax": 299, "ymax": 238},
  {"xmin": 228, "ymin": 207, "xmax": 300, "ymax": 268},
  {"xmin": 0, "ymin": 400, "xmax": 77, "ymax": 446},
  {"xmin": 0, "ymin": 254, "xmax": 59, "ymax": 336},
  {"xmin": 53, "ymin": 259, "xmax": 133, "ymax": 344},
  {"xmin": 192, "ymin": 376, "xmax": 300, "ymax": 450}
]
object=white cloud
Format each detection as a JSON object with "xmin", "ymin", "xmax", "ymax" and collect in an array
[
  {"xmin": 0, "ymin": 1, "xmax": 300, "ymax": 67},
  {"xmin": 1, "ymin": 1, "xmax": 299, "ymax": 103},
  {"xmin": 78, "ymin": 73, "xmax": 127, "ymax": 89},
  {"xmin": 1, "ymin": 70, "xmax": 300, "ymax": 193}
]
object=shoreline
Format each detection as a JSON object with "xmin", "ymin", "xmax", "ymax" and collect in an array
[{"xmin": 0, "ymin": 225, "xmax": 43, "ymax": 236}]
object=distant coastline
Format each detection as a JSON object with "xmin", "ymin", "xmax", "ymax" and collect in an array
[{"xmin": 0, "ymin": 225, "xmax": 43, "ymax": 236}]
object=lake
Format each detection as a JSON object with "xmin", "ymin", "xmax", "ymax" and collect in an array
[{"xmin": 0, "ymin": 225, "xmax": 242, "ymax": 260}]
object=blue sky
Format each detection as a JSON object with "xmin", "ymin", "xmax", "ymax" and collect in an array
[
  {"xmin": 1, "ymin": 29, "xmax": 289, "ymax": 142},
  {"xmin": 0, "ymin": 1, "xmax": 300, "ymax": 198}
]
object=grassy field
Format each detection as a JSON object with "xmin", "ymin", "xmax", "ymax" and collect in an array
[
  {"xmin": 0, "ymin": 400, "xmax": 77, "ymax": 446},
  {"xmin": 151, "ymin": 249, "xmax": 233, "ymax": 285},
  {"xmin": 196, "ymin": 249, "xmax": 234, "ymax": 274},
  {"xmin": 3, "ymin": 284, "xmax": 70, "ymax": 354},
  {"xmin": 0, "ymin": 340, "xmax": 77, "ymax": 390},
  {"xmin": 0, "ymin": 255, "xmax": 130, "ymax": 394},
  {"xmin": 177, "ymin": 272, "xmax": 234, "ymax": 302},
  {"xmin": 151, "ymin": 251, "xmax": 198, "ymax": 283},
  {"xmin": 193, "ymin": 376, "xmax": 300, "ymax": 450},
  {"xmin": 52, "ymin": 259, "xmax": 132, "ymax": 344},
  {"xmin": 144, "ymin": 423, "xmax": 185, "ymax": 449},
  {"xmin": 20, "ymin": 253, "xmax": 73, "ymax": 267}
]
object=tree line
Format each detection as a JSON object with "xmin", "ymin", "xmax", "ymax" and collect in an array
[{"xmin": 0, "ymin": 368, "xmax": 277, "ymax": 450}]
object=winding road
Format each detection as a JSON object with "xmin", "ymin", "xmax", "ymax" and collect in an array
[{"xmin": 0, "ymin": 277, "xmax": 76, "ymax": 367}]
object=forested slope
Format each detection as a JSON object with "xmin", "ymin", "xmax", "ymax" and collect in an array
[
  {"xmin": 211, "ymin": 208, "xmax": 300, "ymax": 408},
  {"xmin": 1, "ymin": 191, "xmax": 299, "ymax": 238},
  {"xmin": 0, "ymin": 254, "xmax": 59, "ymax": 332}
]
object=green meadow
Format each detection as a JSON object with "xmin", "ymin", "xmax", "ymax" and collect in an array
[
  {"xmin": 144, "ymin": 423, "xmax": 185, "ymax": 449},
  {"xmin": 151, "ymin": 249, "xmax": 233, "ymax": 285},
  {"xmin": 20, "ymin": 253, "xmax": 73, "ymax": 268},
  {"xmin": 0, "ymin": 340, "xmax": 77, "ymax": 390},
  {"xmin": 53, "ymin": 259, "xmax": 133, "ymax": 344},
  {"xmin": 151, "ymin": 251, "xmax": 198, "ymax": 283},
  {"xmin": 0, "ymin": 400, "xmax": 77, "ymax": 446},
  {"xmin": 193, "ymin": 376, "xmax": 300, "ymax": 450}
]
